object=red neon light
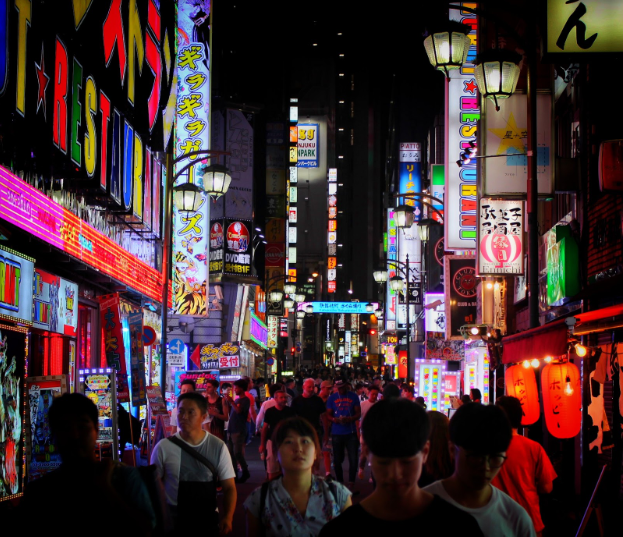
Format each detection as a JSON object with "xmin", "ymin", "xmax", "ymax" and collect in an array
[{"xmin": 0, "ymin": 164, "xmax": 163, "ymax": 302}]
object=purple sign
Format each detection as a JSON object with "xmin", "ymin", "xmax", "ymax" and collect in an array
[{"xmin": 250, "ymin": 313, "xmax": 268, "ymax": 349}]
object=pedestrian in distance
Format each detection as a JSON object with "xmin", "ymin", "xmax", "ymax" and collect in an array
[
  {"xmin": 205, "ymin": 378, "xmax": 228, "ymax": 441},
  {"xmin": 319, "ymin": 398, "xmax": 484, "ymax": 535},
  {"xmin": 261, "ymin": 389, "xmax": 296, "ymax": 480},
  {"xmin": 151, "ymin": 391, "xmax": 236, "ymax": 534},
  {"xmin": 245, "ymin": 417, "xmax": 352, "ymax": 537},
  {"xmin": 493, "ymin": 396, "xmax": 557, "ymax": 537},
  {"xmin": 423, "ymin": 403, "xmax": 536, "ymax": 536},
  {"xmin": 317, "ymin": 380, "xmax": 334, "ymax": 477},
  {"xmin": 225, "ymin": 379, "xmax": 252, "ymax": 483}
]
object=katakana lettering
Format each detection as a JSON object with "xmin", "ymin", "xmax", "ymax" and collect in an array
[
  {"xmin": 184, "ymin": 120, "xmax": 207, "ymax": 137},
  {"xmin": 177, "ymin": 94, "xmax": 203, "ymax": 119},
  {"xmin": 178, "ymin": 45, "xmax": 204, "ymax": 70},
  {"xmin": 179, "ymin": 212, "xmax": 204, "ymax": 234},
  {"xmin": 185, "ymin": 72, "xmax": 207, "ymax": 90},
  {"xmin": 178, "ymin": 138, "xmax": 203, "ymax": 157}
]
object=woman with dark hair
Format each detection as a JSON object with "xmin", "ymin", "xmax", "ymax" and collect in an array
[
  {"xmin": 418, "ymin": 411, "xmax": 453, "ymax": 487},
  {"xmin": 244, "ymin": 417, "xmax": 351, "ymax": 537},
  {"xmin": 470, "ymin": 388, "xmax": 482, "ymax": 404}
]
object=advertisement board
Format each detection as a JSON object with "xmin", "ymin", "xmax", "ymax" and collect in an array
[
  {"xmin": 0, "ymin": 246, "xmax": 34, "ymax": 324},
  {"xmin": 399, "ymin": 142, "xmax": 422, "ymax": 220},
  {"xmin": 478, "ymin": 199, "xmax": 525, "ymax": 275},
  {"xmin": 297, "ymin": 123, "xmax": 319, "ymax": 167},
  {"xmin": 174, "ymin": 370, "xmax": 220, "ymax": 395},
  {"xmin": 444, "ymin": 255, "xmax": 477, "ymax": 339},
  {"xmin": 33, "ymin": 269, "xmax": 78, "ymax": 336}
]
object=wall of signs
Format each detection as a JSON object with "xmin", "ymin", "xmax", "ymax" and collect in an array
[
  {"xmin": 477, "ymin": 199, "xmax": 525, "ymax": 275},
  {"xmin": 33, "ymin": 269, "xmax": 78, "ymax": 336},
  {"xmin": 444, "ymin": 255, "xmax": 477, "ymax": 339}
]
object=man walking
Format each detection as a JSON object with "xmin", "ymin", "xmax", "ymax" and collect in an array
[
  {"xmin": 357, "ymin": 385, "xmax": 379, "ymax": 479},
  {"xmin": 226, "ymin": 379, "xmax": 251, "ymax": 483},
  {"xmin": 326, "ymin": 379, "xmax": 361, "ymax": 490},
  {"xmin": 151, "ymin": 391, "xmax": 236, "ymax": 534},
  {"xmin": 260, "ymin": 389, "xmax": 296, "ymax": 479},
  {"xmin": 292, "ymin": 378, "xmax": 329, "ymax": 472}
]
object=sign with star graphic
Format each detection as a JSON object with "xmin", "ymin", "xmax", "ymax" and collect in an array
[{"xmin": 482, "ymin": 94, "xmax": 553, "ymax": 196}]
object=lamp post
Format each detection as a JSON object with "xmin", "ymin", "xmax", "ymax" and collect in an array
[{"xmin": 159, "ymin": 150, "xmax": 231, "ymax": 398}]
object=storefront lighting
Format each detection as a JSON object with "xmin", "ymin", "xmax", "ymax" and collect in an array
[
  {"xmin": 474, "ymin": 49, "xmax": 522, "ymax": 112},
  {"xmin": 544, "ymin": 356, "xmax": 553, "ymax": 363},
  {"xmin": 470, "ymin": 326, "xmax": 480, "ymax": 336},
  {"xmin": 523, "ymin": 360, "xmax": 531, "ymax": 369},
  {"xmin": 575, "ymin": 344, "xmax": 587, "ymax": 357},
  {"xmin": 564, "ymin": 376, "xmax": 574, "ymax": 396},
  {"xmin": 531, "ymin": 358, "xmax": 540, "ymax": 368},
  {"xmin": 486, "ymin": 282, "xmax": 494, "ymax": 290},
  {"xmin": 423, "ymin": 21, "xmax": 472, "ymax": 78},
  {"xmin": 494, "ymin": 282, "xmax": 501, "ymax": 290}
]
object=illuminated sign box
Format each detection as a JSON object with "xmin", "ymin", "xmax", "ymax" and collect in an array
[
  {"xmin": 298, "ymin": 302, "xmax": 379, "ymax": 314},
  {"xmin": 0, "ymin": 246, "xmax": 34, "ymax": 324},
  {"xmin": 250, "ymin": 313, "xmax": 268, "ymax": 349}
]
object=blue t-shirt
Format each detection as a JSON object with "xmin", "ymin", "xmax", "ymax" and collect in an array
[{"xmin": 326, "ymin": 391, "xmax": 360, "ymax": 435}]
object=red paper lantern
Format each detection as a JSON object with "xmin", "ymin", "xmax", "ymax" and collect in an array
[
  {"xmin": 505, "ymin": 365, "xmax": 540, "ymax": 426},
  {"xmin": 398, "ymin": 350, "xmax": 408, "ymax": 379},
  {"xmin": 541, "ymin": 362, "xmax": 581, "ymax": 439}
]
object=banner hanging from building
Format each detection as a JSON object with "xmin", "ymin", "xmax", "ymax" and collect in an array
[
  {"xmin": 128, "ymin": 312, "xmax": 147, "ymax": 406},
  {"xmin": 399, "ymin": 143, "xmax": 422, "ymax": 220},
  {"xmin": 478, "ymin": 199, "xmax": 525, "ymax": 275},
  {"xmin": 426, "ymin": 338, "xmax": 465, "ymax": 361},
  {"xmin": 98, "ymin": 294, "xmax": 129, "ymax": 402},
  {"xmin": 445, "ymin": 5, "xmax": 478, "ymax": 250},
  {"xmin": 33, "ymin": 269, "xmax": 78, "ymax": 336},
  {"xmin": 444, "ymin": 255, "xmax": 477, "ymax": 339}
]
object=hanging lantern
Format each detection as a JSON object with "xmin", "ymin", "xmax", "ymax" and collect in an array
[
  {"xmin": 474, "ymin": 49, "xmax": 522, "ymax": 111},
  {"xmin": 423, "ymin": 21, "xmax": 472, "ymax": 78},
  {"xmin": 173, "ymin": 183, "xmax": 203, "ymax": 213},
  {"xmin": 394, "ymin": 204, "xmax": 416, "ymax": 229},
  {"xmin": 505, "ymin": 365, "xmax": 540, "ymax": 426},
  {"xmin": 541, "ymin": 361, "xmax": 581, "ymax": 439},
  {"xmin": 202, "ymin": 164, "xmax": 232, "ymax": 200}
]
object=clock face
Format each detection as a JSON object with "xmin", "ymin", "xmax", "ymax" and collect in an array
[
  {"xmin": 452, "ymin": 267, "xmax": 477, "ymax": 298},
  {"xmin": 434, "ymin": 237, "xmax": 445, "ymax": 267}
]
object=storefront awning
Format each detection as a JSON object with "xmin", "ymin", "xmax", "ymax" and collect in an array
[
  {"xmin": 502, "ymin": 319, "xmax": 568, "ymax": 364},
  {"xmin": 573, "ymin": 304, "xmax": 623, "ymax": 335}
]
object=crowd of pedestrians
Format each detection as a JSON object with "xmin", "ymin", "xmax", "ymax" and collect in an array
[{"xmin": 14, "ymin": 365, "xmax": 558, "ymax": 536}]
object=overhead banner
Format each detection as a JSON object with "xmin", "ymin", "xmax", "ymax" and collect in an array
[
  {"xmin": 298, "ymin": 302, "xmax": 379, "ymax": 314},
  {"xmin": 33, "ymin": 269, "xmax": 78, "ymax": 336},
  {"xmin": 478, "ymin": 199, "xmax": 525, "ymax": 275},
  {"xmin": 0, "ymin": 246, "xmax": 34, "ymax": 325},
  {"xmin": 297, "ymin": 123, "xmax": 319, "ymax": 167},
  {"xmin": 483, "ymin": 94, "xmax": 553, "ymax": 196},
  {"xmin": 445, "ymin": 6, "xmax": 478, "ymax": 250},
  {"xmin": 386, "ymin": 208, "xmax": 398, "ymax": 328},
  {"xmin": 444, "ymin": 255, "xmax": 477, "ymax": 340},
  {"xmin": 399, "ymin": 143, "xmax": 422, "ymax": 220},
  {"xmin": 98, "ymin": 294, "xmax": 129, "ymax": 402}
]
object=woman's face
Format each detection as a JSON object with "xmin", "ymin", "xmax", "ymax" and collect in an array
[{"xmin": 277, "ymin": 431, "xmax": 316, "ymax": 472}]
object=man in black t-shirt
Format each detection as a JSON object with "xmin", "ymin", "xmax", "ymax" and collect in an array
[
  {"xmin": 225, "ymin": 379, "xmax": 251, "ymax": 483},
  {"xmin": 319, "ymin": 398, "xmax": 484, "ymax": 535},
  {"xmin": 260, "ymin": 390, "xmax": 296, "ymax": 479},
  {"xmin": 292, "ymin": 378, "xmax": 327, "ymax": 435}
]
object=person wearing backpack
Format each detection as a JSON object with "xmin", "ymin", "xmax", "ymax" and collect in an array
[
  {"xmin": 244, "ymin": 416, "xmax": 352, "ymax": 537},
  {"xmin": 151, "ymin": 391, "xmax": 237, "ymax": 534}
]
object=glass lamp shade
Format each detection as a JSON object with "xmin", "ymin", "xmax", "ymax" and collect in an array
[
  {"xmin": 390, "ymin": 275, "xmax": 405, "ymax": 292},
  {"xmin": 269, "ymin": 289, "xmax": 284, "ymax": 303},
  {"xmin": 365, "ymin": 303, "xmax": 374, "ymax": 313},
  {"xmin": 474, "ymin": 49, "xmax": 522, "ymax": 110},
  {"xmin": 295, "ymin": 294, "xmax": 306, "ymax": 303},
  {"xmin": 203, "ymin": 164, "xmax": 232, "ymax": 199},
  {"xmin": 373, "ymin": 269, "xmax": 389, "ymax": 283},
  {"xmin": 416, "ymin": 218, "xmax": 440, "ymax": 242},
  {"xmin": 423, "ymin": 22, "xmax": 472, "ymax": 78},
  {"xmin": 284, "ymin": 284, "xmax": 297, "ymax": 295},
  {"xmin": 305, "ymin": 304, "xmax": 314, "ymax": 314},
  {"xmin": 394, "ymin": 204, "xmax": 416, "ymax": 229},
  {"xmin": 296, "ymin": 310, "xmax": 305, "ymax": 319},
  {"xmin": 173, "ymin": 183, "xmax": 203, "ymax": 213},
  {"xmin": 283, "ymin": 298, "xmax": 295, "ymax": 309},
  {"xmin": 374, "ymin": 308, "xmax": 383, "ymax": 317}
]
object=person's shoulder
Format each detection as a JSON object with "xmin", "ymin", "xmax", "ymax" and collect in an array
[
  {"xmin": 427, "ymin": 496, "xmax": 485, "ymax": 535},
  {"xmin": 319, "ymin": 504, "xmax": 365, "ymax": 534},
  {"xmin": 422, "ymin": 479, "xmax": 446, "ymax": 496},
  {"xmin": 491, "ymin": 485, "xmax": 534, "ymax": 519}
]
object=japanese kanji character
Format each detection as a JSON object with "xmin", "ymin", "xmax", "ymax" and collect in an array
[{"xmin": 104, "ymin": 308, "xmax": 116, "ymax": 330}]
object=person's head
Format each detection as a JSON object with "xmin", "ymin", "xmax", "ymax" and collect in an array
[
  {"xmin": 233, "ymin": 379, "xmax": 247, "ymax": 396},
  {"xmin": 221, "ymin": 382, "xmax": 232, "ymax": 396},
  {"xmin": 368, "ymin": 386, "xmax": 380, "ymax": 403},
  {"xmin": 415, "ymin": 396, "xmax": 426, "ymax": 408},
  {"xmin": 496, "ymin": 396, "xmax": 523, "ymax": 430},
  {"xmin": 335, "ymin": 379, "xmax": 348, "ymax": 394},
  {"xmin": 470, "ymin": 388, "xmax": 482, "ymax": 402},
  {"xmin": 355, "ymin": 382, "xmax": 364, "ymax": 394},
  {"xmin": 382, "ymin": 383, "xmax": 400, "ymax": 400},
  {"xmin": 48, "ymin": 393, "xmax": 99, "ymax": 462},
  {"xmin": 401, "ymin": 384, "xmax": 415, "ymax": 400},
  {"xmin": 273, "ymin": 389, "xmax": 288, "ymax": 409},
  {"xmin": 205, "ymin": 378, "xmax": 219, "ymax": 395},
  {"xmin": 319, "ymin": 380, "xmax": 332, "ymax": 398},
  {"xmin": 460, "ymin": 394, "xmax": 472, "ymax": 405},
  {"xmin": 425, "ymin": 411, "xmax": 453, "ymax": 480},
  {"xmin": 177, "ymin": 392, "xmax": 208, "ymax": 432},
  {"xmin": 286, "ymin": 378, "xmax": 295, "ymax": 388},
  {"xmin": 272, "ymin": 417, "xmax": 320, "ymax": 473},
  {"xmin": 449, "ymin": 403, "xmax": 512, "ymax": 491},
  {"xmin": 362, "ymin": 399, "xmax": 431, "ymax": 495},
  {"xmin": 302, "ymin": 378, "xmax": 315, "ymax": 397},
  {"xmin": 180, "ymin": 379, "xmax": 196, "ymax": 394}
]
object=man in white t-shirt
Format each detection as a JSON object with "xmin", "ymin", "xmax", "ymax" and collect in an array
[
  {"xmin": 151, "ymin": 392, "xmax": 237, "ymax": 534},
  {"xmin": 423, "ymin": 403, "xmax": 535, "ymax": 537},
  {"xmin": 169, "ymin": 379, "xmax": 210, "ymax": 433}
]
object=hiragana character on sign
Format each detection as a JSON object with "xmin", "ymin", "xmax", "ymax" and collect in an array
[
  {"xmin": 178, "ymin": 45, "xmax": 204, "ymax": 70},
  {"xmin": 185, "ymin": 72, "xmax": 207, "ymax": 91},
  {"xmin": 179, "ymin": 212, "xmax": 204, "ymax": 235},
  {"xmin": 177, "ymin": 94, "xmax": 203, "ymax": 119},
  {"xmin": 556, "ymin": 1, "xmax": 598, "ymax": 51},
  {"xmin": 184, "ymin": 120, "xmax": 207, "ymax": 137}
]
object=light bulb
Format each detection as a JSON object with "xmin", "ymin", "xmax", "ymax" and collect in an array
[
  {"xmin": 494, "ymin": 282, "xmax": 500, "ymax": 290},
  {"xmin": 544, "ymin": 356, "xmax": 553, "ymax": 363},
  {"xmin": 531, "ymin": 359, "xmax": 540, "ymax": 368},
  {"xmin": 523, "ymin": 360, "xmax": 530, "ymax": 369},
  {"xmin": 470, "ymin": 326, "xmax": 479, "ymax": 335},
  {"xmin": 564, "ymin": 376, "xmax": 574, "ymax": 396},
  {"xmin": 575, "ymin": 344, "xmax": 587, "ymax": 357},
  {"xmin": 486, "ymin": 282, "xmax": 493, "ymax": 290}
]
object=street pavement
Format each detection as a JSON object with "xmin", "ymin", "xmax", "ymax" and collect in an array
[{"xmin": 220, "ymin": 433, "xmax": 375, "ymax": 536}]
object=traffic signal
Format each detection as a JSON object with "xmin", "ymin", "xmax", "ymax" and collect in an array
[
  {"xmin": 369, "ymin": 328, "xmax": 377, "ymax": 336},
  {"xmin": 291, "ymin": 347, "xmax": 296, "ymax": 355}
]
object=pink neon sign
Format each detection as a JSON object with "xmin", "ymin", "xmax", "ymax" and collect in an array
[{"xmin": 0, "ymin": 165, "xmax": 162, "ymax": 302}]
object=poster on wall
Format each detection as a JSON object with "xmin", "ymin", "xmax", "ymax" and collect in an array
[
  {"xmin": 444, "ymin": 255, "xmax": 477, "ymax": 340},
  {"xmin": 0, "ymin": 246, "xmax": 34, "ymax": 324},
  {"xmin": 33, "ymin": 269, "xmax": 78, "ymax": 336},
  {"xmin": 0, "ymin": 324, "xmax": 27, "ymax": 501},
  {"xmin": 25, "ymin": 375, "xmax": 68, "ymax": 482},
  {"xmin": 477, "ymin": 199, "xmax": 524, "ymax": 275},
  {"xmin": 98, "ymin": 294, "xmax": 129, "ymax": 402},
  {"xmin": 79, "ymin": 369, "xmax": 117, "ymax": 456}
]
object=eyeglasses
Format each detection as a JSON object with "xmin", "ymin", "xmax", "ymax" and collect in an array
[{"xmin": 465, "ymin": 452, "xmax": 507, "ymax": 469}]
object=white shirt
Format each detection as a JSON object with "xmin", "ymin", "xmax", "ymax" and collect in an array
[
  {"xmin": 150, "ymin": 432, "xmax": 235, "ymax": 507},
  {"xmin": 423, "ymin": 480, "xmax": 535, "ymax": 537},
  {"xmin": 360, "ymin": 399, "xmax": 376, "ymax": 422}
]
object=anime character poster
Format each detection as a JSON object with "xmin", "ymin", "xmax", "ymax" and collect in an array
[
  {"xmin": 0, "ymin": 325, "xmax": 27, "ymax": 500},
  {"xmin": 25, "ymin": 376, "xmax": 68, "ymax": 481}
]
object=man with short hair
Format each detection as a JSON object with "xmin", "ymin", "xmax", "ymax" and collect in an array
[
  {"xmin": 292, "ymin": 378, "xmax": 329, "ymax": 473},
  {"xmin": 225, "ymin": 379, "xmax": 251, "ymax": 483},
  {"xmin": 170, "ymin": 379, "xmax": 210, "ymax": 433},
  {"xmin": 260, "ymin": 390, "xmax": 296, "ymax": 479},
  {"xmin": 493, "ymin": 396, "xmax": 557, "ymax": 537},
  {"xmin": 327, "ymin": 379, "xmax": 361, "ymax": 490},
  {"xmin": 423, "ymin": 403, "xmax": 535, "ymax": 536},
  {"xmin": 319, "ymin": 399, "xmax": 484, "ymax": 534},
  {"xmin": 400, "ymin": 383, "xmax": 415, "ymax": 401},
  {"xmin": 151, "ymin": 392, "xmax": 236, "ymax": 534}
]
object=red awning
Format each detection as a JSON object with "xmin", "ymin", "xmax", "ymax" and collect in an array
[
  {"xmin": 502, "ymin": 319, "xmax": 568, "ymax": 364},
  {"xmin": 575, "ymin": 304, "xmax": 623, "ymax": 323}
]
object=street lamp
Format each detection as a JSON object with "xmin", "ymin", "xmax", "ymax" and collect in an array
[
  {"xmin": 416, "ymin": 218, "xmax": 440, "ymax": 243},
  {"xmin": 394, "ymin": 204, "xmax": 416, "ymax": 229},
  {"xmin": 390, "ymin": 275, "xmax": 405, "ymax": 292},
  {"xmin": 172, "ymin": 182, "xmax": 204, "ymax": 213},
  {"xmin": 305, "ymin": 304, "xmax": 314, "ymax": 314},
  {"xmin": 365, "ymin": 303, "xmax": 374, "ymax": 313},
  {"xmin": 296, "ymin": 310, "xmax": 305, "ymax": 319},
  {"xmin": 474, "ymin": 49, "xmax": 522, "ymax": 111},
  {"xmin": 202, "ymin": 164, "xmax": 232, "ymax": 199},
  {"xmin": 374, "ymin": 307, "xmax": 383, "ymax": 318},
  {"xmin": 269, "ymin": 289, "xmax": 284, "ymax": 303},
  {"xmin": 295, "ymin": 294, "xmax": 306, "ymax": 303},
  {"xmin": 373, "ymin": 269, "xmax": 389, "ymax": 283},
  {"xmin": 284, "ymin": 283, "xmax": 297, "ymax": 295},
  {"xmin": 283, "ymin": 297, "xmax": 295, "ymax": 309},
  {"xmin": 423, "ymin": 21, "xmax": 472, "ymax": 78}
]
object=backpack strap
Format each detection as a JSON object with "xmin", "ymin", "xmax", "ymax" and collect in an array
[{"xmin": 167, "ymin": 435, "xmax": 219, "ymax": 480}]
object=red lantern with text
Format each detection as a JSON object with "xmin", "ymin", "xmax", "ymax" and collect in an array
[
  {"xmin": 505, "ymin": 365, "xmax": 540, "ymax": 426},
  {"xmin": 541, "ymin": 362, "xmax": 581, "ymax": 439},
  {"xmin": 398, "ymin": 350, "xmax": 407, "ymax": 379}
]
